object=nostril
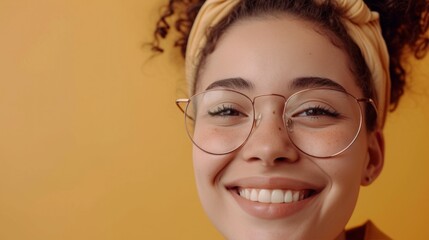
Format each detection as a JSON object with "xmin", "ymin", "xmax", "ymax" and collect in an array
[
  {"xmin": 259, "ymin": 155, "xmax": 298, "ymax": 167},
  {"xmin": 274, "ymin": 157, "xmax": 295, "ymax": 163}
]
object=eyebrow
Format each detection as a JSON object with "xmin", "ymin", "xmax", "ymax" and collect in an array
[
  {"xmin": 205, "ymin": 77, "xmax": 255, "ymax": 91},
  {"xmin": 289, "ymin": 77, "xmax": 346, "ymax": 92},
  {"xmin": 204, "ymin": 76, "xmax": 346, "ymax": 92}
]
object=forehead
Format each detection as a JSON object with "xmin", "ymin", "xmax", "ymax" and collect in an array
[{"xmin": 196, "ymin": 15, "xmax": 360, "ymax": 97}]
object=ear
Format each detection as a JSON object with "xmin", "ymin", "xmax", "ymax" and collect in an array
[{"xmin": 361, "ymin": 130, "xmax": 385, "ymax": 186}]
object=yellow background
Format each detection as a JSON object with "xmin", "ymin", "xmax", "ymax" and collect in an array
[{"xmin": 0, "ymin": 0, "xmax": 428, "ymax": 239}]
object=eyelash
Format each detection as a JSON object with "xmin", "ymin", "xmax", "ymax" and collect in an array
[
  {"xmin": 298, "ymin": 105, "xmax": 340, "ymax": 118},
  {"xmin": 208, "ymin": 105, "xmax": 242, "ymax": 117},
  {"xmin": 207, "ymin": 104, "xmax": 340, "ymax": 118}
]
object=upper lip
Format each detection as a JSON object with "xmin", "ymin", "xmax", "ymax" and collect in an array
[{"xmin": 224, "ymin": 177, "xmax": 324, "ymax": 192}]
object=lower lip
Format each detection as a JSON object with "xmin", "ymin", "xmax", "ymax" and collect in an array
[{"xmin": 229, "ymin": 190, "xmax": 317, "ymax": 219}]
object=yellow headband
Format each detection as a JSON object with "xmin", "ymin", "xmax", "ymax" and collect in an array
[{"xmin": 185, "ymin": 0, "xmax": 390, "ymax": 128}]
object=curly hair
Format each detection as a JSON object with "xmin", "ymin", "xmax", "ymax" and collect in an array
[{"xmin": 152, "ymin": 0, "xmax": 429, "ymax": 113}]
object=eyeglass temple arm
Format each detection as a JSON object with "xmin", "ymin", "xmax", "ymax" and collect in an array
[
  {"xmin": 357, "ymin": 98, "xmax": 379, "ymax": 117},
  {"xmin": 176, "ymin": 98, "xmax": 189, "ymax": 114}
]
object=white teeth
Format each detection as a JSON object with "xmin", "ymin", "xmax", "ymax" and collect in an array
[
  {"xmin": 237, "ymin": 188, "xmax": 309, "ymax": 203},
  {"xmin": 293, "ymin": 191, "xmax": 300, "ymax": 202},
  {"xmin": 258, "ymin": 189, "xmax": 271, "ymax": 203},
  {"xmin": 271, "ymin": 190, "xmax": 284, "ymax": 203},
  {"xmin": 284, "ymin": 190, "xmax": 293, "ymax": 203},
  {"xmin": 239, "ymin": 189, "xmax": 245, "ymax": 198},
  {"xmin": 245, "ymin": 189, "xmax": 251, "ymax": 199},
  {"xmin": 250, "ymin": 189, "xmax": 258, "ymax": 201}
]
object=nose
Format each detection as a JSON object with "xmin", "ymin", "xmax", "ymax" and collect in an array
[{"xmin": 240, "ymin": 98, "xmax": 299, "ymax": 166}]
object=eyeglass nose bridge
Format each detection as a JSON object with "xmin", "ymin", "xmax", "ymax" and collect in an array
[{"xmin": 251, "ymin": 93, "xmax": 288, "ymax": 129}]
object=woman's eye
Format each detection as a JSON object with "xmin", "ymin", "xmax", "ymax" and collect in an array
[
  {"xmin": 208, "ymin": 105, "xmax": 245, "ymax": 117},
  {"xmin": 297, "ymin": 106, "xmax": 340, "ymax": 118}
]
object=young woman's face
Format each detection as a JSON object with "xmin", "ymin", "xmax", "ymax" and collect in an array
[{"xmin": 192, "ymin": 16, "xmax": 383, "ymax": 240}]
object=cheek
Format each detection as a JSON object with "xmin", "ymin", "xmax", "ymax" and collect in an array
[
  {"xmin": 192, "ymin": 146, "xmax": 234, "ymax": 195},
  {"xmin": 192, "ymin": 148, "xmax": 210, "ymax": 192},
  {"xmin": 327, "ymin": 158, "xmax": 363, "ymax": 205},
  {"xmin": 192, "ymin": 147, "xmax": 237, "ymax": 230},
  {"xmin": 316, "ymin": 137, "xmax": 368, "ymax": 224},
  {"xmin": 192, "ymin": 147, "xmax": 218, "ymax": 184},
  {"xmin": 192, "ymin": 148, "xmax": 214, "ymax": 215},
  {"xmin": 327, "ymin": 146, "xmax": 367, "ymax": 195},
  {"xmin": 326, "ymin": 132, "xmax": 369, "ymax": 183}
]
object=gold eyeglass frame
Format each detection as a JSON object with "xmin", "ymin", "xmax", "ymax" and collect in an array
[{"xmin": 176, "ymin": 87, "xmax": 378, "ymax": 158}]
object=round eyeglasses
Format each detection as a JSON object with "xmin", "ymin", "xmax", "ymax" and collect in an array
[{"xmin": 176, "ymin": 88, "xmax": 377, "ymax": 158}]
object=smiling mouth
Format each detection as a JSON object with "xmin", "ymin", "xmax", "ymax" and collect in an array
[{"xmin": 235, "ymin": 188, "xmax": 316, "ymax": 204}]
